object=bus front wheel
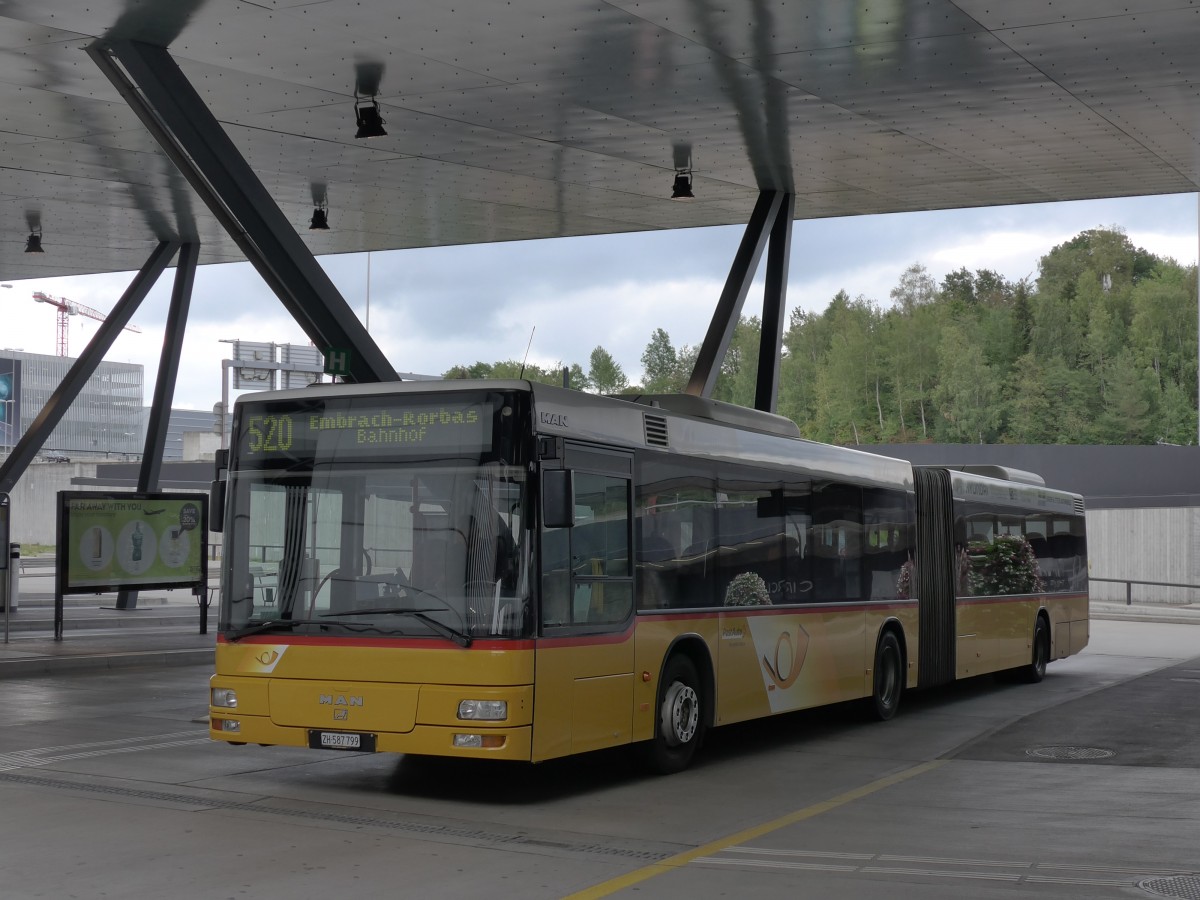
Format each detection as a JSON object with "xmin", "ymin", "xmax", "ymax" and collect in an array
[
  {"xmin": 871, "ymin": 631, "xmax": 903, "ymax": 721},
  {"xmin": 647, "ymin": 655, "xmax": 704, "ymax": 774}
]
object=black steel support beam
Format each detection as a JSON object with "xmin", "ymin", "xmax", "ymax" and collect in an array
[
  {"xmin": 138, "ymin": 242, "xmax": 197, "ymax": 492},
  {"xmin": 755, "ymin": 193, "xmax": 794, "ymax": 413},
  {"xmin": 115, "ymin": 242, "xmax": 199, "ymax": 610},
  {"xmin": 0, "ymin": 240, "xmax": 180, "ymax": 495},
  {"xmin": 88, "ymin": 39, "xmax": 397, "ymax": 384},
  {"xmin": 685, "ymin": 190, "xmax": 786, "ymax": 400}
]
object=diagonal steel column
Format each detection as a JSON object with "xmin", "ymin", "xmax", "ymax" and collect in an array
[
  {"xmin": 138, "ymin": 242, "xmax": 198, "ymax": 492},
  {"xmin": 0, "ymin": 240, "xmax": 180, "ymax": 495},
  {"xmin": 686, "ymin": 191, "xmax": 784, "ymax": 398},
  {"xmin": 115, "ymin": 242, "xmax": 200, "ymax": 610},
  {"xmin": 755, "ymin": 193, "xmax": 794, "ymax": 413},
  {"xmin": 88, "ymin": 39, "xmax": 397, "ymax": 384}
]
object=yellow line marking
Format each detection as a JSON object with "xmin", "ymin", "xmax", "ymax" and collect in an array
[{"xmin": 564, "ymin": 759, "xmax": 946, "ymax": 899}]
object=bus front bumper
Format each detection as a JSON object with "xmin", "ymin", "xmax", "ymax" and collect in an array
[
  {"xmin": 209, "ymin": 715, "xmax": 533, "ymax": 760},
  {"xmin": 209, "ymin": 675, "xmax": 534, "ymax": 760}
]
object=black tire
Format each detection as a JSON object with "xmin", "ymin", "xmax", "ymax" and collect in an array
[
  {"xmin": 871, "ymin": 631, "xmax": 903, "ymax": 721},
  {"xmin": 1019, "ymin": 616, "xmax": 1050, "ymax": 684},
  {"xmin": 647, "ymin": 654, "xmax": 705, "ymax": 774}
]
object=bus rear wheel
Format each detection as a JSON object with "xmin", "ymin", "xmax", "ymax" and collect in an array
[
  {"xmin": 1019, "ymin": 616, "xmax": 1050, "ymax": 684},
  {"xmin": 871, "ymin": 631, "xmax": 903, "ymax": 721},
  {"xmin": 647, "ymin": 655, "xmax": 704, "ymax": 774}
]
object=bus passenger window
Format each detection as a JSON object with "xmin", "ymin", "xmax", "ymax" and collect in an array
[
  {"xmin": 811, "ymin": 483, "xmax": 863, "ymax": 602},
  {"xmin": 635, "ymin": 458, "xmax": 718, "ymax": 610},
  {"xmin": 863, "ymin": 489, "xmax": 912, "ymax": 601}
]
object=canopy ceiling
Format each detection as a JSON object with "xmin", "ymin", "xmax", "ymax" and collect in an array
[{"xmin": 3, "ymin": 0, "xmax": 1199, "ymax": 281}]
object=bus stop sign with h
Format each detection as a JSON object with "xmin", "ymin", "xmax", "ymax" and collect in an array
[{"xmin": 324, "ymin": 349, "xmax": 351, "ymax": 378}]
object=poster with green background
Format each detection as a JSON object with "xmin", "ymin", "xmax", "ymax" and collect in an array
[{"xmin": 60, "ymin": 492, "xmax": 208, "ymax": 592}]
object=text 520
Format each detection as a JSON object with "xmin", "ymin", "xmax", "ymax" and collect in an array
[{"xmin": 245, "ymin": 415, "xmax": 294, "ymax": 454}]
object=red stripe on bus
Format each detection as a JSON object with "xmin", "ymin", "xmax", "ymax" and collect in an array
[
  {"xmin": 956, "ymin": 591, "xmax": 1087, "ymax": 607},
  {"xmin": 639, "ymin": 600, "xmax": 920, "ymax": 621},
  {"xmin": 217, "ymin": 634, "xmax": 536, "ymax": 651}
]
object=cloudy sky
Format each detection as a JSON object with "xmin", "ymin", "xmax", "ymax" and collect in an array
[{"xmin": 3, "ymin": 192, "xmax": 1197, "ymax": 412}]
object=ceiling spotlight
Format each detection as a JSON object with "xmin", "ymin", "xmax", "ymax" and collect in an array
[
  {"xmin": 25, "ymin": 230, "xmax": 44, "ymax": 253},
  {"xmin": 354, "ymin": 98, "xmax": 387, "ymax": 139},
  {"xmin": 671, "ymin": 170, "xmax": 694, "ymax": 201},
  {"xmin": 309, "ymin": 206, "xmax": 330, "ymax": 230}
]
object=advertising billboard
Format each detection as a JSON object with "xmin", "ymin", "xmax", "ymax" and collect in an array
[{"xmin": 57, "ymin": 492, "xmax": 208, "ymax": 593}]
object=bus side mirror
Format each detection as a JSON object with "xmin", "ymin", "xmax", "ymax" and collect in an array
[
  {"xmin": 210, "ymin": 449, "xmax": 228, "ymax": 533},
  {"xmin": 542, "ymin": 469, "xmax": 575, "ymax": 529}
]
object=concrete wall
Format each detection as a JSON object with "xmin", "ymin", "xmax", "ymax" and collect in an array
[
  {"xmin": 1086, "ymin": 507, "xmax": 1200, "ymax": 605},
  {"xmin": 6, "ymin": 461, "xmax": 99, "ymax": 545},
  {"xmin": 182, "ymin": 431, "xmax": 220, "ymax": 461}
]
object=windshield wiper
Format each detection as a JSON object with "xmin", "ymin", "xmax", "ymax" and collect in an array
[
  {"xmin": 321, "ymin": 607, "xmax": 472, "ymax": 647},
  {"xmin": 229, "ymin": 617, "xmax": 412, "ymax": 641},
  {"xmin": 227, "ymin": 618, "xmax": 315, "ymax": 641}
]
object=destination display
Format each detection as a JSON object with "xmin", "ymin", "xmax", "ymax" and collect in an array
[
  {"xmin": 58, "ymin": 492, "xmax": 208, "ymax": 593},
  {"xmin": 236, "ymin": 396, "xmax": 494, "ymax": 460}
]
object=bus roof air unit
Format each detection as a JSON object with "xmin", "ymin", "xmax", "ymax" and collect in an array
[
  {"xmin": 631, "ymin": 394, "xmax": 800, "ymax": 440},
  {"xmin": 936, "ymin": 464, "xmax": 1046, "ymax": 486}
]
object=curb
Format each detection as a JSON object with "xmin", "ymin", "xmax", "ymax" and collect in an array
[{"xmin": 0, "ymin": 647, "xmax": 214, "ymax": 678}]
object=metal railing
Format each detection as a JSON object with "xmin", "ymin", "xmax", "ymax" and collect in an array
[{"xmin": 1089, "ymin": 576, "xmax": 1200, "ymax": 606}]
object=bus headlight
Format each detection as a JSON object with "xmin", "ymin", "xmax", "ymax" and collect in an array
[
  {"xmin": 457, "ymin": 699, "xmax": 507, "ymax": 720},
  {"xmin": 211, "ymin": 688, "xmax": 239, "ymax": 709}
]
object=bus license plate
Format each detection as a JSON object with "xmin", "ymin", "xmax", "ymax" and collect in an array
[{"xmin": 309, "ymin": 730, "xmax": 376, "ymax": 752}]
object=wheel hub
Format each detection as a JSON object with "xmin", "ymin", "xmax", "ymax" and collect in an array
[{"xmin": 662, "ymin": 681, "xmax": 699, "ymax": 747}]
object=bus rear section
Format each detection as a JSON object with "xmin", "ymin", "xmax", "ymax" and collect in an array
[{"xmin": 911, "ymin": 466, "xmax": 1088, "ymax": 691}]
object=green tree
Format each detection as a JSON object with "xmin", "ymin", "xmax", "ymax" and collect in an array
[
  {"xmin": 1155, "ymin": 380, "xmax": 1198, "ymax": 445},
  {"xmin": 1130, "ymin": 263, "xmax": 1197, "ymax": 393},
  {"xmin": 640, "ymin": 328, "xmax": 679, "ymax": 393},
  {"xmin": 1038, "ymin": 227, "xmax": 1159, "ymax": 302},
  {"xmin": 566, "ymin": 362, "xmax": 590, "ymax": 391},
  {"xmin": 1095, "ymin": 351, "xmax": 1157, "ymax": 443},
  {"xmin": 714, "ymin": 317, "xmax": 761, "ymax": 407},
  {"xmin": 884, "ymin": 301, "xmax": 944, "ymax": 439},
  {"xmin": 1004, "ymin": 354, "xmax": 1057, "ymax": 443},
  {"xmin": 780, "ymin": 303, "xmax": 836, "ymax": 430},
  {"xmin": 932, "ymin": 323, "xmax": 1001, "ymax": 442},
  {"xmin": 940, "ymin": 267, "xmax": 976, "ymax": 307},
  {"xmin": 588, "ymin": 346, "xmax": 629, "ymax": 394},
  {"xmin": 890, "ymin": 263, "xmax": 937, "ymax": 311},
  {"xmin": 810, "ymin": 295, "xmax": 882, "ymax": 443}
]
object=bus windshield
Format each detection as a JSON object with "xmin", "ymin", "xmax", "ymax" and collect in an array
[{"xmin": 219, "ymin": 392, "xmax": 532, "ymax": 641}]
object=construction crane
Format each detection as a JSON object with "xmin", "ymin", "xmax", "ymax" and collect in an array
[{"xmin": 32, "ymin": 291, "xmax": 142, "ymax": 357}]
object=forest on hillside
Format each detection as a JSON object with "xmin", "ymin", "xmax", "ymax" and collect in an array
[{"xmin": 444, "ymin": 228, "xmax": 1199, "ymax": 445}]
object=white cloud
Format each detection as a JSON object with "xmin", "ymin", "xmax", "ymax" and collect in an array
[{"xmin": 1126, "ymin": 229, "xmax": 1197, "ymax": 266}]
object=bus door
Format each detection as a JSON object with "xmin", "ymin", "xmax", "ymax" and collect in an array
[{"xmin": 533, "ymin": 445, "xmax": 635, "ymax": 760}]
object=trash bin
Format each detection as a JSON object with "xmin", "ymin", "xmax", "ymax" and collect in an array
[{"xmin": 5, "ymin": 543, "xmax": 18, "ymax": 611}]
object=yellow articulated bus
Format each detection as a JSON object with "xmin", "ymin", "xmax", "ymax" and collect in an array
[{"xmin": 209, "ymin": 380, "xmax": 1088, "ymax": 773}]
